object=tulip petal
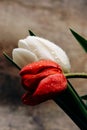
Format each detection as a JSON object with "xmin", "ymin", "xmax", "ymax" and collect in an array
[
  {"xmin": 22, "ymin": 73, "xmax": 67, "ymax": 105},
  {"xmin": 20, "ymin": 68, "xmax": 62, "ymax": 91},
  {"xmin": 20, "ymin": 60, "xmax": 61, "ymax": 75},
  {"xmin": 12, "ymin": 48, "xmax": 38, "ymax": 68},
  {"xmin": 34, "ymin": 37, "xmax": 71, "ymax": 72},
  {"xmin": 20, "ymin": 60, "xmax": 62, "ymax": 91},
  {"xmin": 18, "ymin": 36, "xmax": 71, "ymax": 72},
  {"xmin": 18, "ymin": 40, "xmax": 30, "ymax": 50},
  {"xmin": 19, "ymin": 36, "xmax": 54, "ymax": 61}
]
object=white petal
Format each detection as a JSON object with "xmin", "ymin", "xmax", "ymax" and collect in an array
[
  {"xmin": 17, "ymin": 36, "xmax": 71, "ymax": 72},
  {"xmin": 12, "ymin": 48, "xmax": 38, "ymax": 68},
  {"xmin": 34, "ymin": 37, "xmax": 71, "ymax": 73},
  {"xmin": 19, "ymin": 36, "xmax": 54, "ymax": 61},
  {"xmin": 18, "ymin": 40, "xmax": 30, "ymax": 50}
]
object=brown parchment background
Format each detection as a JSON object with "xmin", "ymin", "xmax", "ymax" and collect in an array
[{"xmin": 0, "ymin": 0, "xmax": 87, "ymax": 130}]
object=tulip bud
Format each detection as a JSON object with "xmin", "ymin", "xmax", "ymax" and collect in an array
[
  {"xmin": 20, "ymin": 60, "xmax": 67, "ymax": 105},
  {"xmin": 12, "ymin": 36, "xmax": 71, "ymax": 72},
  {"xmin": 33, "ymin": 36, "xmax": 71, "ymax": 73}
]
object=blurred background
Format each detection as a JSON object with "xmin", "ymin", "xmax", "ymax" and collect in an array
[{"xmin": 0, "ymin": 0, "xmax": 87, "ymax": 129}]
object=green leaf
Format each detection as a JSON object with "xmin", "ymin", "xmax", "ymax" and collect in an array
[
  {"xmin": 54, "ymin": 80, "xmax": 87, "ymax": 129},
  {"xmin": 28, "ymin": 30, "xmax": 36, "ymax": 36},
  {"xmin": 70, "ymin": 28, "xmax": 87, "ymax": 52},
  {"xmin": 3, "ymin": 52, "xmax": 21, "ymax": 70}
]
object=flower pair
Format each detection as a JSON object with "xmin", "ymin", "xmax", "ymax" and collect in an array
[
  {"xmin": 6, "ymin": 30, "xmax": 87, "ymax": 129},
  {"xmin": 12, "ymin": 36, "xmax": 70, "ymax": 105}
]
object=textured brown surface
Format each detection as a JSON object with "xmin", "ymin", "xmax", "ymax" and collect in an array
[{"xmin": 0, "ymin": 0, "xmax": 87, "ymax": 129}]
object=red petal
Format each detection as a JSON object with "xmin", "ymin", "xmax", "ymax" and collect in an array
[
  {"xmin": 22, "ymin": 74, "xmax": 67, "ymax": 105},
  {"xmin": 22, "ymin": 92, "xmax": 42, "ymax": 106},
  {"xmin": 21, "ymin": 68, "xmax": 61, "ymax": 92},
  {"xmin": 20, "ymin": 60, "xmax": 62, "ymax": 75},
  {"xmin": 33, "ymin": 73, "xmax": 67, "ymax": 99}
]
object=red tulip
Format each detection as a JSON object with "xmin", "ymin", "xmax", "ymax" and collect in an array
[{"xmin": 20, "ymin": 60, "xmax": 67, "ymax": 105}]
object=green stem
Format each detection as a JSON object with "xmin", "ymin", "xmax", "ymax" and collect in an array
[
  {"xmin": 53, "ymin": 81, "xmax": 87, "ymax": 129},
  {"xmin": 65, "ymin": 72, "xmax": 87, "ymax": 79}
]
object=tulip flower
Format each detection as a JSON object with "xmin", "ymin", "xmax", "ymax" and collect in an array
[
  {"xmin": 19, "ymin": 59, "xmax": 87, "ymax": 129},
  {"xmin": 12, "ymin": 36, "xmax": 71, "ymax": 73},
  {"xmin": 3, "ymin": 30, "xmax": 87, "ymax": 130},
  {"xmin": 20, "ymin": 60, "xmax": 67, "ymax": 105},
  {"xmin": 11, "ymin": 34, "xmax": 87, "ymax": 129}
]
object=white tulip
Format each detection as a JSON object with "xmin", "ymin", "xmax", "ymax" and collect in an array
[
  {"xmin": 12, "ymin": 36, "xmax": 71, "ymax": 72},
  {"xmin": 18, "ymin": 37, "xmax": 54, "ymax": 61}
]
